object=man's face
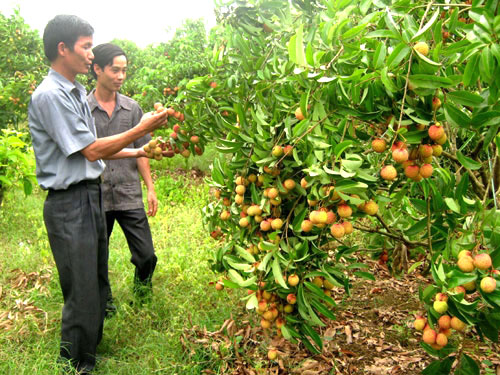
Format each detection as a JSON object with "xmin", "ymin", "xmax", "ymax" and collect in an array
[
  {"xmin": 66, "ymin": 36, "xmax": 94, "ymax": 75},
  {"xmin": 97, "ymin": 55, "xmax": 127, "ymax": 92}
]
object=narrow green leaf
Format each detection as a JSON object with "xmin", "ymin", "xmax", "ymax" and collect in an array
[
  {"xmin": 272, "ymin": 257, "xmax": 289, "ymax": 289},
  {"xmin": 409, "ymin": 74, "xmax": 453, "ymax": 89},
  {"xmin": 353, "ymin": 271, "xmax": 375, "ymax": 281},
  {"xmin": 445, "ymin": 198, "xmax": 461, "ymax": 214},
  {"xmin": 456, "ymin": 151, "xmax": 482, "ymax": 170},
  {"xmin": 334, "ymin": 140, "xmax": 354, "ymax": 158},
  {"xmin": 295, "ymin": 25, "xmax": 307, "ymax": 67},
  {"xmin": 411, "ymin": 10, "xmax": 440, "ymax": 41},
  {"xmin": 373, "ymin": 42, "xmax": 386, "ymax": 70},
  {"xmin": 463, "ymin": 54, "xmax": 480, "ymax": 87},
  {"xmin": 387, "ymin": 43, "xmax": 410, "ymax": 69},
  {"xmin": 444, "ymin": 103, "xmax": 471, "ymax": 128},
  {"xmin": 405, "ymin": 218, "xmax": 427, "ymax": 236},
  {"xmin": 447, "ymin": 91, "xmax": 484, "ymax": 107},
  {"xmin": 455, "ymin": 353, "xmax": 480, "ymax": 375}
]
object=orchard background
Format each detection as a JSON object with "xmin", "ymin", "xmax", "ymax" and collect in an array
[{"xmin": 1, "ymin": 0, "xmax": 500, "ymax": 374}]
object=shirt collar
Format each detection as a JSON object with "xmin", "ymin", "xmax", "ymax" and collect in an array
[
  {"xmin": 48, "ymin": 68, "xmax": 86, "ymax": 97},
  {"xmin": 87, "ymin": 89, "xmax": 133, "ymax": 112}
]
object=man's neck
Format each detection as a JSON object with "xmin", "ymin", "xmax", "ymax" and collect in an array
[
  {"xmin": 94, "ymin": 85, "xmax": 117, "ymax": 104},
  {"xmin": 51, "ymin": 61, "xmax": 76, "ymax": 83}
]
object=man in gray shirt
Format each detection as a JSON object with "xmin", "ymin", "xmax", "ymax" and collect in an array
[
  {"xmin": 28, "ymin": 15, "xmax": 168, "ymax": 374},
  {"xmin": 88, "ymin": 43, "xmax": 157, "ymax": 311}
]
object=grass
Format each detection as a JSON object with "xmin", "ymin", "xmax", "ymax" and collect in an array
[{"xmin": 0, "ymin": 153, "xmax": 244, "ymax": 375}]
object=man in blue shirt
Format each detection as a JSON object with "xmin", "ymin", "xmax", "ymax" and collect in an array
[
  {"xmin": 88, "ymin": 43, "xmax": 158, "ymax": 311},
  {"xmin": 28, "ymin": 15, "xmax": 168, "ymax": 374}
]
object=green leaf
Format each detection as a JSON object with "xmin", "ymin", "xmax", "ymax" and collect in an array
[
  {"xmin": 272, "ymin": 257, "xmax": 289, "ymax": 289},
  {"xmin": 366, "ymin": 30, "xmax": 401, "ymax": 40},
  {"xmin": 446, "ymin": 91, "xmax": 484, "ymax": 107},
  {"xmin": 411, "ymin": 10, "xmax": 440, "ymax": 41},
  {"xmin": 304, "ymin": 281, "xmax": 336, "ymax": 306},
  {"xmin": 380, "ymin": 67, "xmax": 398, "ymax": 94},
  {"xmin": 310, "ymin": 299, "xmax": 336, "ymax": 320},
  {"xmin": 414, "ymin": 50, "xmax": 442, "ymax": 66},
  {"xmin": 444, "ymin": 103, "xmax": 471, "ymax": 128},
  {"xmin": 341, "ymin": 23, "xmax": 367, "ymax": 41},
  {"xmin": 372, "ymin": 42, "xmax": 386, "ymax": 70},
  {"xmin": 280, "ymin": 325, "xmax": 299, "ymax": 343},
  {"xmin": 445, "ymin": 198, "xmax": 461, "ymax": 214},
  {"xmin": 353, "ymin": 271, "xmax": 375, "ymax": 281},
  {"xmin": 387, "ymin": 43, "xmax": 410, "ymax": 69},
  {"xmin": 234, "ymin": 245, "xmax": 256, "ymax": 263},
  {"xmin": 211, "ymin": 158, "xmax": 225, "ymax": 185},
  {"xmin": 409, "ymin": 74, "xmax": 453, "ymax": 89},
  {"xmin": 463, "ymin": 54, "xmax": 480, "ymax": 87},
  {"xmin": 288, "ymin": 35, "xmax": 297, "ymax": 64},
  {"xmin": 334, "ymin": 140, "xmax": 354, "ymax": 158},
  {"xmin": 246, "ymin": 293, "xmax": 258, "ymax": 309},
  {"xmin": 422, "ymin": 357, "xmax": 455, "ymax": 375},
  {"xmin": 456, "ymin": 151, "xmax": 482, "ymax": 170},
  {"xmin": 294, "ymin": 25, "xmax": 307, "ymax": 67},
  {"xmin": 301, "ymin": 323, "xmax": 323, "ymax": 351},
  {"xmin": 447, "ymin": 270, "xmax": 477, "ymax": 289},
  {"xmin": 471, "ymin": 111, "xmax": 500, "ymax": 129},
  {"xmin": 300, "ymin": 334, "xmax": 321, "ymax": 354},
  {"xmin": 292, "ymin": 206, "xmax": 308, "ymax": 233},
  {"xmin": 405, "ymin": 218, "xmax": 427, "ymax": 236},
  {"xmin": 455, "ymin": 353, "xmax": 480, "ymax": 375}
]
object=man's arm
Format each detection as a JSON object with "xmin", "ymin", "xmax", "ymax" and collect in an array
[
  {"xmin": 81, "ymin": 110, "xmax": 167, "ymax": 162},
  {"xmin": 137, "ymin": 157, "xmax": 158, "ymax": 217}
]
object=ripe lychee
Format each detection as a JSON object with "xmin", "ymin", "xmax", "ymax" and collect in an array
[
  {"xmin": 457, "ymin": 255, "xmax": 475, "ymax": 273},
  {"xmin": 419, "ymin": 164, "xmax": 433, "ymax": 178},
  {"xmin": 363, "ymin": 200, "xmax": 379, "ymax": 216},
  {"xmin": 372, "ymin": 138, "xmax": 387, "ymax": 153},
  {"xmin": 414, "ymin": 41, "xmax": 429, "ymax": 56},
  {"xmin": 450, "ymin": 317, "xmax": 466, "ymax": 331},
  {"xmin": 428, "ymin": 124, "xmax": 445, "ymax": 141},
  {"xmin": 381, "ymin": 165, "xmax": 397, "ymax": 181},
  {"xmin": 474, "ymin": 253, "xmax": 492, "ymax": 270},
  {"xmin": 422, "ymin": 329, "xmax": 437, "ymax": 345},
  {"xmin": 480, "ymin": 276, "xmax": 496, "ymax": 293},
  {"xmin": 295, "ymin": 107, "xmax": 305, "ymax": 120},
  {"xmin": 392, "ymin": 147, "xmax": 409, "ymax": 163},
  {"xmin": 330, "ymin": 223, "xmax": 345, "ymax": 238}
]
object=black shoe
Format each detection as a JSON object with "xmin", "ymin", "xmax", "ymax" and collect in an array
[{"xmin": 105, "ymin": 298, "xmax": 117, "ymax": 318}]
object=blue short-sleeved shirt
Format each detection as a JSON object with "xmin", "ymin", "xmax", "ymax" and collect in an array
[{"xmin": 28, "ymin": 69, "xmax": 106, "ymax": 190}]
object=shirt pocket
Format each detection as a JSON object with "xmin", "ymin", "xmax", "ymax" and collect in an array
[{"xmin": 119, "ymin": 113, "xmax": 133, "ymax": 132}]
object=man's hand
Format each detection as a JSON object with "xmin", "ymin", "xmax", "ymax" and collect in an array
[
  {"xmin": 140, "ymin": 108, "xmax": 168, "ymax": 133},
  {"xmin": 146, "ymin": 189, "xmax": 158, "ymax": 217}
]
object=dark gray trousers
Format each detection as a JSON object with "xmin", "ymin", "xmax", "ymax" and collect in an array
[
  {"xmin": 105, "ymin": 208, "xmax": 157, "ymax": 295},
  {"xmin": 44, "ymin": 182, "xmax": 108, "ymax": 373}
]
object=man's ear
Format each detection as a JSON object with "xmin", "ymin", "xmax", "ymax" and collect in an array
[
  {"xmin": 57, "ymin": 41, "xmax": 67, "ymax": 57},
  {"xmin": 93, "ymin": 64, "xmax": 102, "ymax": 77}
]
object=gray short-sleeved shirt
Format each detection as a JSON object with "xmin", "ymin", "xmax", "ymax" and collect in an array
[
  {"xmin": 88, "ymin": 90, "xmax": 151, "ymax": 212},
  {"xmin": 28, "ymin": 69, "xmax": 106, "ymax": 190}
]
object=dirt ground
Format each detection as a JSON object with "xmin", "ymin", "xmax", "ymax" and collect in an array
[{"xmin": 185, "ymin": 259, "xmax": 500, "ymax": 375}]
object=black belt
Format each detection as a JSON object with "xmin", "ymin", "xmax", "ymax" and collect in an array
[{"xmin": 48, "ymin": 177, "xmax": 101, "ymax": 193}]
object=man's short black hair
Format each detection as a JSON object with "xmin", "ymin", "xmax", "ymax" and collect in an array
[
  {"xmin": 91, "ymin": 43, "xmax": 127, "ymax": 79},
  {"xmin": 43, "ymin": 15, "xmax": 94, "ymax": 62}
]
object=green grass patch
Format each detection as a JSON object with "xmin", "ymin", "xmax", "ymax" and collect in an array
[{"xmin": 0, "ymin": 166, "xmax": 242, "ymax": 374}]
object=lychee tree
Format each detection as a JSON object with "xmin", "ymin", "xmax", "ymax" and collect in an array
[
  {"xmin": 153, "ymin": 0, "xmax": 500, "ymax": 369},
  {"xmin": 0, "ymin": 10, "xmax": 45, "ymax": 204},
  {"xmin": 104, "ymin": 0, "xmax": 500, "ymax": 371}
]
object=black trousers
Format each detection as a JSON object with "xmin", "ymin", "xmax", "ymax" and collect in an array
[
  {"xmin": 44, "ymin": 182, "xmax": 108, "ymax": 373},
  {"xmin": 105, "ymin": 208, "xmax": 157, "ymax": 296}
]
